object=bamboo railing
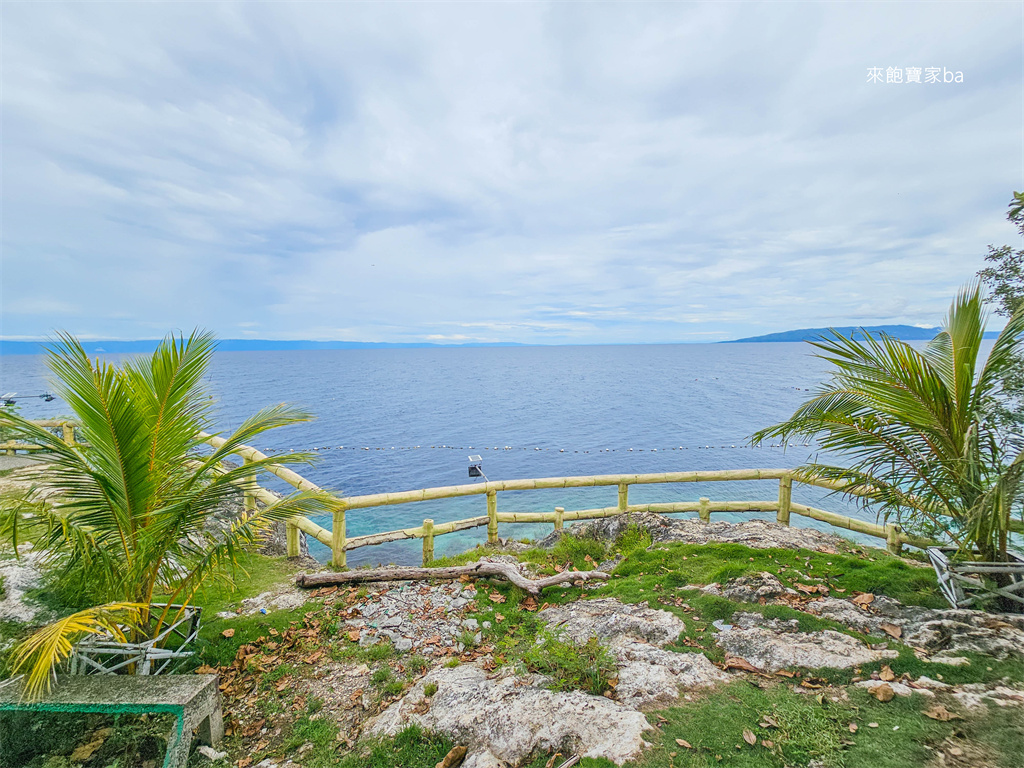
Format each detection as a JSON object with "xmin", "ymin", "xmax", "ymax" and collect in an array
[
  {"xmin": 10, "ymin": 422, "xmax": 941, "ymax": 567},
  {"xmin": 189, "ymin": 436, "xmax": 937, "ymax": 565}
]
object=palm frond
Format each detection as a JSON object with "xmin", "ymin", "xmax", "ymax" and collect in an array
[{"xmin": 9, "ymin": 603, "xmax": 145, "ymax": 700}]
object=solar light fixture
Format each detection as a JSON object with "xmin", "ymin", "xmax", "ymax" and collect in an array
[{"xmin": 468, "ymin": 455, "xmax": 487, "ymax": 481}]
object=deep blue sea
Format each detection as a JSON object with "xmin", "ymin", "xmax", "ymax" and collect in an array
[{"xmin": 1, "ymin": 342, "xmax": 958, "ymax": 565}]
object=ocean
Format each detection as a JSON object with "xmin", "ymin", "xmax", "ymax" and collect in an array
[{"xmin": 0, "ymin": 342, "xmax": 935, "ymax": 565}]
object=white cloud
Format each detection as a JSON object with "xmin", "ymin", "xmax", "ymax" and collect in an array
[{"xmin": 1, "ymin": 1, "xmax": 1020, "ymax": 343}]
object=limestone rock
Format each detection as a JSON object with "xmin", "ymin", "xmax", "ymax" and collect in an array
[
  {"xmin": 538, "ymin": 513, "xmax": 849, "ymax": 552},
  {"xmin": 854, "ymin": 680, "xmax": 934, "ymax": 698},
  {"xmin": 714, "ymin": 572, "xmax": 790, "ymax": 603},
  {"xmin": 539, "ymin": 598, "xmax": 685, "ymax": 647},
  {"xmin": 903, "ymin": 613, "xmax": 1024, "ymax": 660},
  {"xmin": 367, "ymin": 664, "xmax": 653, "ymax": 767},
  {"xmin": 714, "ymin": 613, "xmax": 897, "ymax": 672},
  {"xmin": 612, "ymin": 642, "xmax": 728, "ymax": 709},
  {"xmin": 952, "ymin": 684, "xmax": 1024, "ymax": 711}
]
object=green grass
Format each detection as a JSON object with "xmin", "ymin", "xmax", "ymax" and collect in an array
[
  {"xmin": 522, "ymin": 632, "xmax": 618, "ymax": 695},
  {"xmin": 529, "ymin": 681, "xmax": 1023, "ymax": 768},
  {"xmin": 603, "ymin": 541, "xmax": 945, "ymax": 608},
  {"xmin": 336, "ymin": 726, "xmax": 455, "ymax": 768},
  {"xmin": 274, "ymin": 722, "xmax": 454, "ymax": 768}
]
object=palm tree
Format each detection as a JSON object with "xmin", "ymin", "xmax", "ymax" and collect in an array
[
  {"xmin": 751, "ymin": 285, "xmax": 1024, "ymax": 566},
  {"xmin": 0, "ymin": 331, "xmax": 334, "ymax": 697}
]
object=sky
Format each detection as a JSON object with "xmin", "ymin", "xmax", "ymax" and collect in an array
[{"xmin": 1, "ymin": 2, "xmax": 1022, "ymax": 345}]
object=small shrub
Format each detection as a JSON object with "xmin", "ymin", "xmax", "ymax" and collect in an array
[
  {"xmin": 423, "ymin": 682, "xmax": 438, "ymax": 697},
  {"xmin": 407, "ymin": 655, "xmax": 429, "ymax": 674},
  {"xmin": 382, "ymin": 680, "xmax": 405, "ymax": 698},
  {"xmin": 371, "ymin": 667, "xmax": 393, "ymax": 685},
  {"xmin": 522, "ymin": 632, "xmax": 617, "ymax": 696},
  {"xmin": 444, "ymin": 658, "xmax": 460, "ymax": 668}
]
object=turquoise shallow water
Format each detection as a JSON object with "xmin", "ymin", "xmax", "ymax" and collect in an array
[{"xmin": 4, "ymin": 342, "xmax": 963, "ymax": 565}]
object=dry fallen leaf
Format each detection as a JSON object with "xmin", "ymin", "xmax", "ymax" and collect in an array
[
  {"xmin": 923, "ymin": 705, "xmax": 962, "ymax": 722},
  {"xmin": 221, "ymin": 628, "xmax": 235, "ymax": 639},
  {"xmin": 762, "ymin": 739, "xmax": 774, "ymax": 748},
  {"xmin": 879, "ymin": 665, "xmax": 896, "ymax": 682},
  {"xmin": 723, "ymin": 656, "xmax": 764, "ymax": 674},
  {"xmin": 879, "ymin": 623, "xmax": 902, "ymax": 640},
  {"xmin": 435, "ymin": 744, "xmax": 468, "ymax": 768},
  {"xmin": 275, "ymin": 679, "xmax": 290, "ymax": 692},
  {"xmin": 675, "ymin": 739, "xmax": 693, "ymax": 749},
  {"xmin": 869, "ymin": 683, "xmax": 895, "ymax": 702},
  {"xmin": 495, "ymin": 613, "xmax": 506, "ymax": 622},
  {"xmin": 851, "ymin": 593, "xmax": 875, "ymax": 608},
  {"xmin": 347, "ymin": 630, "xmax": 360, "ymax": 642},
  {"xmin": 848, "ymin": 722, "xmax": 858, "ymax": 733},
  {"xmin": 742, "ymin": 729, "xmax": 756, "ymax": 746},
  {"xmin": 489, "ymin": 592, "xmax": 506, "ymax": 603}
]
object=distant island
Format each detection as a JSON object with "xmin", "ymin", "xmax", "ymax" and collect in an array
[
  {"xmin": 725, "ymin": 325, "xmax": 1000, "ymax": 343},
  {"xmin": 0, "ymin": 339, "xmax": 527, "ymax": 355}
]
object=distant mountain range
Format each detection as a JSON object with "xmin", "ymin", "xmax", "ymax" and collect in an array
[
  {"xmin": 0, "ymin": 339, "xmax": 527, "ymax": 355},
  {"xmin": 726, "ymin": 325, "xmax": 1001, "ymax": 343}
]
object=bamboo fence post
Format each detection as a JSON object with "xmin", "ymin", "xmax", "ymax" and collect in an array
[
  {"xmin": 422, "ymin": 519, "xmax": 435, "ymax": 565},
  {"xmin": 698, "ymin": 497, "xmax": 710, "ymax": 523},
  {"xmin": 618, "ymin": 483, "xmax": 628, "ymax": 512},
  {"xmin": 886, "ymin": 524, "xmax": 903, "ymax": 556},
  {"xmin": 777, "ymin": 476, "xmax": 792, "ymax": 526},
  {"xmin": 487, "ymin": 491, "xmax": 498, "ymax": 544},
  {"xmin": 286, "ymin": 522, "xmax": 300, "ymax": 558},
  {"xmin": 242, "ymin": 458, "xmax": 256, "ymax": 513},
  {"xmin": 554, "ymin": 506, "xmax": 564, "ymax": 531},
  {"xmin": 332, "ymin": 509, "xmax": 347, "ymax": 569},
  {"xmin": 61, "ymin": 423, "xmax": 75, "ymax": 446}
]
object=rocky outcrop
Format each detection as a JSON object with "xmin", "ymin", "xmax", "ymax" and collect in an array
[
  {"xmin": 0, "ymin": 544, "xmax": 46, "ymax": 624},
  {"xmin": 714, "ymin": 612, "xmax": 898, "ymax": 672},
  {"xmin": 341, "ymin": 581, "xmax": 482, "ymax": 655},
  {"xmin": 704, "ymin": 571, "xmax": 791, "ymax": 603},
  {"xmin": 612, "ymin": 641, "xmax": 728, "ymax": 708},
  {"xmin": 712, "ymin": 574, "xmax": 1024, "ymax": 662},
  {"xmin": 539, "ymin": 598, "xmax": 686, "ymax": 647},
  {"xmin": 904, "ymin": 614, "xmax": 1024, "ymax": 660},
  {"xmin": 538, "ymin": 512, "xmax": 850, "ymax": 552},
  {"xmin": 539, "ymin": 598, "xmax": 727, "ymax": 708},
  {"xmin": 367, "ymin": 664, "xmax": 654, "ymax": 768}
]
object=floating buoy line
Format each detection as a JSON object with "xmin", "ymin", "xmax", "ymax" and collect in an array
[{"xmin": 263, "ymin": 442, "xmax": 818, "ymax": 455}]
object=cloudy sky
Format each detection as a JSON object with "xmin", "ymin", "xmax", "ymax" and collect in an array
[{"xmin": 1, "ymin": 2, "xmax": 1021, "ymax": 344}]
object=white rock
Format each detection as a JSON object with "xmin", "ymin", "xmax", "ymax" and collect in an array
[
  {"xmin": 613, "ymin": 642, "xmax": 728, "ymax": 709},
  {"xmin": 716, "ymin": 623, "xmax": 898, "ymax": 673},
  {"xmin": 197, "ymin": 745, "xmax": 228, "ymax": 761},
  {"xmin": 367, "ymin": 664, "xmax": 652, "ymax": 767},
  {"xmin": 854, "ymin": 680, "xmax": 933, "ymax": 697},
  {"xmin": 913, "ymin": 676, "xmax": 950, "ymax": 690},
  {"xmin": 539, "ymin": 598, "xmax": 685, "ymax": 647}
]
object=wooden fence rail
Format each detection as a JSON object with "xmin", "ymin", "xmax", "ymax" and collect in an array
[
  {"xmin": 11, "ymin": 421, "xmax": 944, "ymax": 567},
  {"xmin": 189, "ymin": 436, "xmax": 932, "ymax": 565}
]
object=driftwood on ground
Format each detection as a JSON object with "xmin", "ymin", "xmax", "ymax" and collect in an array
[{"xmin": 295, "ymin": 562, "xmax": 611, "ymax": 594}]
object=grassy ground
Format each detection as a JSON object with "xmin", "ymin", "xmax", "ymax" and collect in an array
[{"xmin": 5, "ymin": 522, "xmax": 1024, "ymax": 768}]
